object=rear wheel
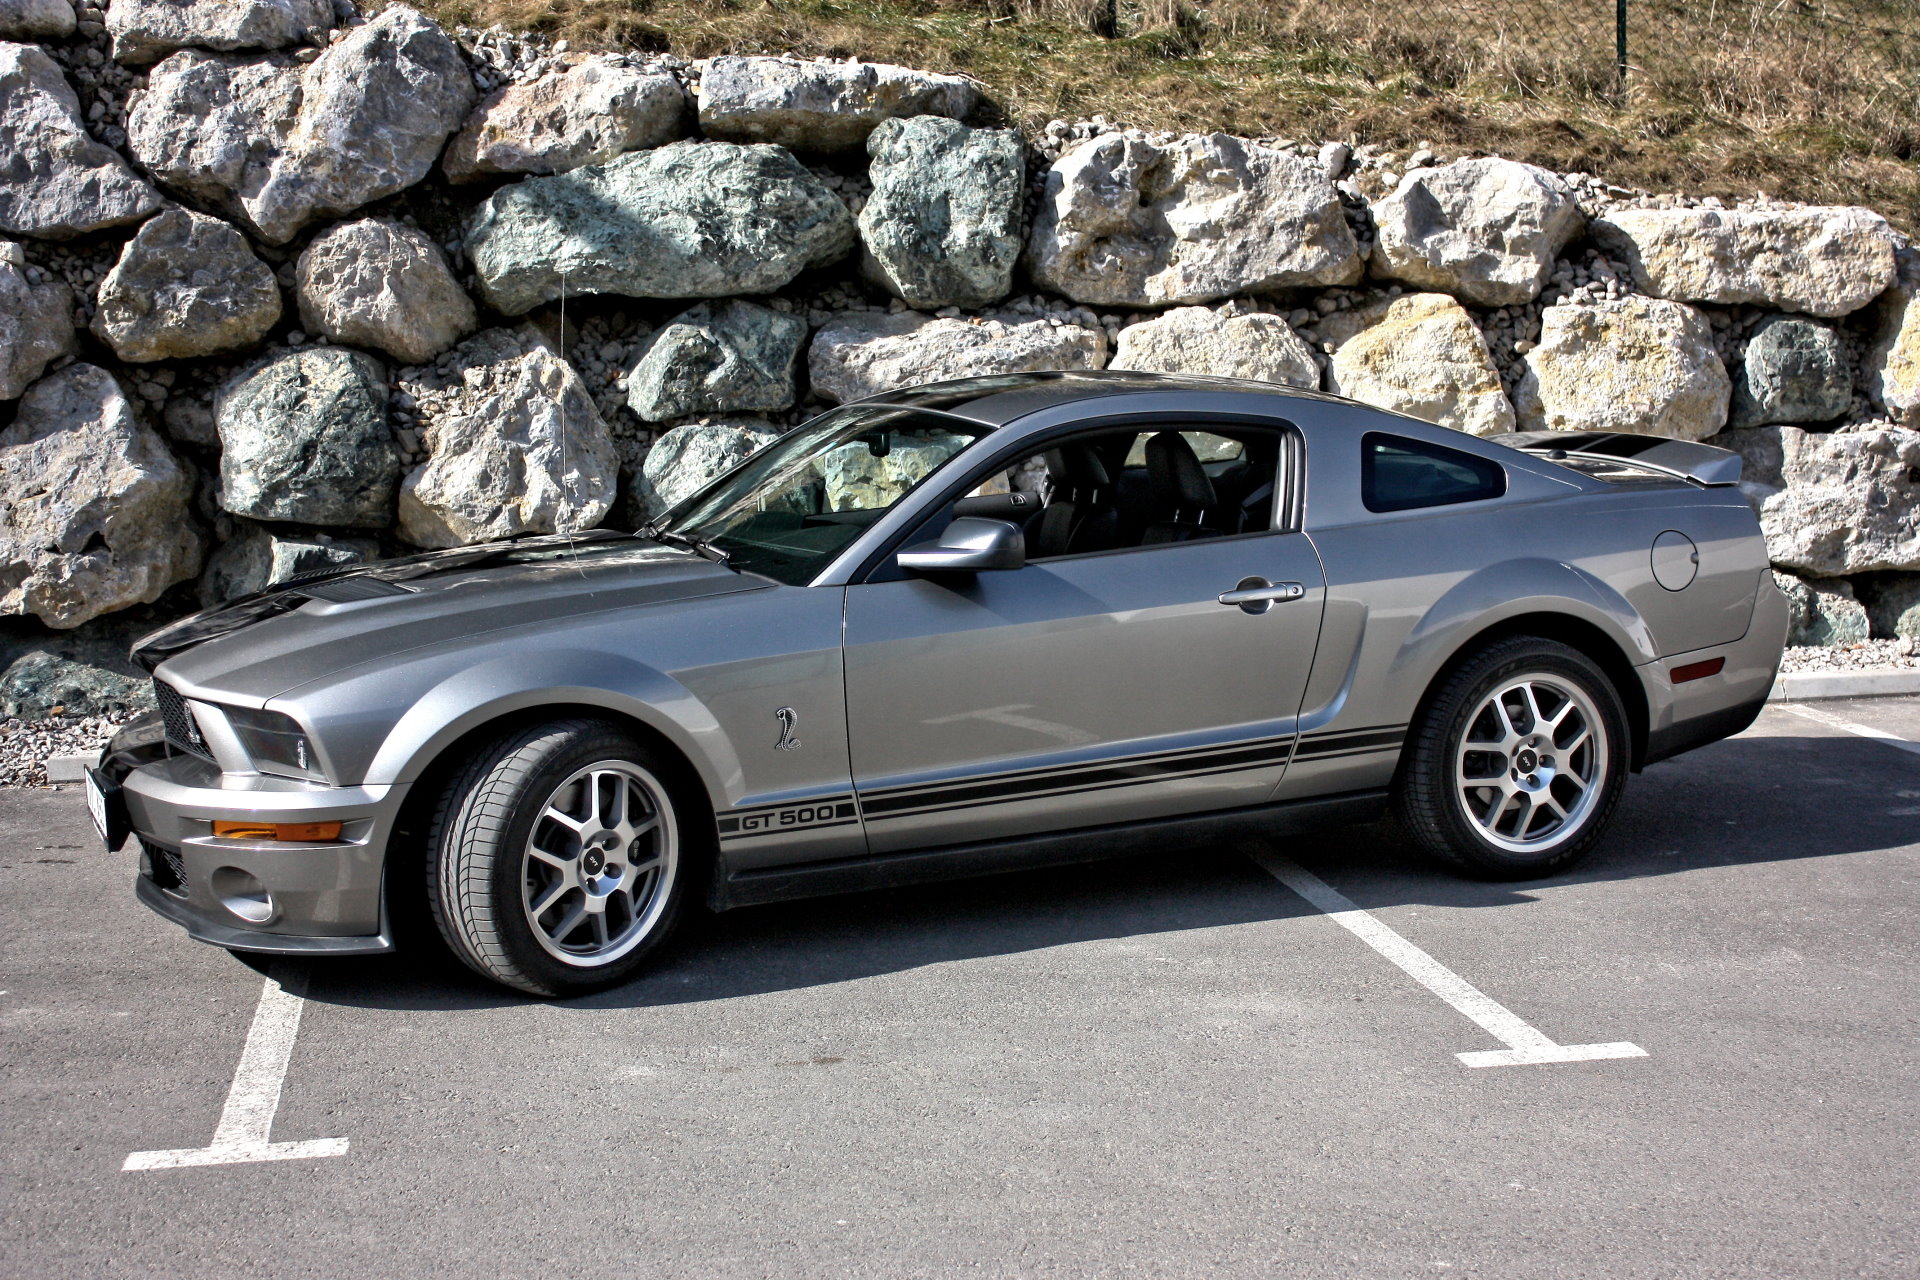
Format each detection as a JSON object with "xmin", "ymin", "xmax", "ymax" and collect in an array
[
  {"xmin": 425, "ymin": 719, "xmax": 699, "ymax": 996},
  {"xmin": 1395, "ymin": 636, "xmax": 1628, "ymax": 879}
]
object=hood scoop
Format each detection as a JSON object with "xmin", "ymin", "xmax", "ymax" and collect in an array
[{"xmin": 294, "ymin": 575, "xmax": 417, "ymax": 603}]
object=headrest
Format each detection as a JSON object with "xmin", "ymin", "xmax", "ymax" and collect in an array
[
  {"xmin": 1044, "ymin": 445, "xmax": 1110, "ymax": 490},
  {"xmin": 1145, "ymin": 432, "xmax": 1217, "ymax": 510}
]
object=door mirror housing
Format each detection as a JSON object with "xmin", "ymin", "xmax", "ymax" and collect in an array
[{"xmin": 897, "ymin": 517, "xmax": 1026, "ymax": 574}]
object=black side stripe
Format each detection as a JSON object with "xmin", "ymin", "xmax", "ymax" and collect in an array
[
  {"xmin": 1293, "ymin": 726, "xmax": 1407, "ymax": 759},
  {"xmin": 864, "ymin": 733, "xmax": 1298, "ymax": 805}
]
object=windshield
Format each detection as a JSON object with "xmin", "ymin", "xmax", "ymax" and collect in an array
[{"xmin": 656, "ymin": 404, "xmax": 997, "ymax": 585}]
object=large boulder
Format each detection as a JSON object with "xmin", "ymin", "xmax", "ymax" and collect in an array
[
  {"xmin": 808, "ymin": 310, "xmax": 1107, "ymax": 404},
  {"xmin": 1591, "ymin": 207, "xmax": 1897, "ymax": 318},
  {"xmin": 1323, "ymin": 292, "xmax": 1516, "ymax": 437},
  {"xmin": 127, "ymin": 6, "xmax": 473, "ymax": 244},
  {"xmin": 1026, "ymin": 131, "xmax": 1361, "ymax": 307},
  {"xmin": 697, "ymin": 55, "xmax": 977, "ymax": 154},
  {"xmin": 1109, "ymin": 305, "xmax": 1317, "ymax": 387},
  {"xmin": 1773, "ymin": 571, "xmax": 1870, "ymax": 647},
  {"xmin": 858, "ymin": 116, "xmax": 1022, "ymax": 310},
  {"xmin": 199, "ymin": 522, "xmax": 377, "ymax": 604},
  {"xmin": 628, "ymin": 419, "xmax": 776, "ymax": 524},
  {"xmin": 444, "ymin": 57, "xmax": 683, "ymax": 183},
  {"xmin": 466, "ymin": 140, "xmax": 856, "ymax": 315},
  {"xmin": 1369, "ymin": 158, "xmax": 1584, "ymax": 307},
  {"xmin": 215, "ymin": 346, "xmax": 398, "ymax": 527},
  {"xmin": 1719, "ymin": 425, "xmax": 1920, "ymax": 575},
  {"xmin": 0, "ymin": 646, "xmax": 152, "ymax": 719},
  {"xmin": 820, "ymin": 430, "xmax": 974, "ymax": 511},
  {"xmin": 0, "ymin": 239, "xmax": 75, "ymax": 400},
  {"xmin": 1866, "ymin": 252, "xmax": 1920, "ymax": 424},
  {"xmin": 396, "ymin": 328, "xmax": 617, "ymax": 547},
  {"xmin": 92, "ymin": 208, "xmax": 281, "ymax": 362},
  {"xmin": 624, "ymin": 299, "xmax": 805, "ymax": 423},
  {"xmin": 0, "ymin": 364, "xmax": 201, "ymax": 629},
  {"xmin": 0, "ymin": 0, "xmax": 74, "ymax": 39},
  {"xmin": 0, "ymin": 41, "xmax": 161, "ymax": 239},
  {"xmin": 106, "ymin": 0, "xmax": 332, "ymax": 65},
  {"xmin": 295, "ymin": 217, "xmax": 476, "ymax": 365},
  {"xmin": 1864, "ymin": 575, "xmax": 1920, "ymax": 641},
  {"xmin": 1730, "ymin": 316, "xmax": 1850, "ymax": 429},
  {"xmin": 1512, "ymin": 297, "xmax": 1729, "ymax": 440}
]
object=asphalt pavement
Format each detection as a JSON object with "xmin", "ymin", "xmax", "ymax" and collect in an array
[{"xmin": 2, "ymin": 699, "xmax": 1916, "ymax": 1277}]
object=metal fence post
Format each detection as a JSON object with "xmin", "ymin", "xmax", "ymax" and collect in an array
[{"xmin": 1616, "ymin": 0, "xmax": 1628, "ymax": 86}]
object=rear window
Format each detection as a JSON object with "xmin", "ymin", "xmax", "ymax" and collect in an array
[{"xmin": 1361, "ymin": 433, "xmax": 1506, "ymax": 513}]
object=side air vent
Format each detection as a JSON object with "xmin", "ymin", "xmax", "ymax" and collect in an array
[{"xmin": 295, "ymin": 575, "xmax": 415, "ymax": 603}]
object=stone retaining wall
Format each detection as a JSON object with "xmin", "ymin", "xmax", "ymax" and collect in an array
[{"xmin": 3, "ymin": 0, "xmax": 1919, "ymax": 718}]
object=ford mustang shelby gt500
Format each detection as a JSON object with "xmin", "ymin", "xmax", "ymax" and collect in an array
[{"xmin": 93, "ymin": 372, "xmax": 1788, "ymax": 995}]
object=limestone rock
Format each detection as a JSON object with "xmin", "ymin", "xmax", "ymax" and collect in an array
[
  {"xmin": 0, "ymin": 41, "xmax": 161, "ymax": 239},
  {"xmin": 466, "ymin": 140, "xmax": 856, "ymax": 315},
  {"xmin": 808, "ymin": 310, "xmax": 1108, "ymax": 404},
  {"xmin": 0, "ymin": 239, "xmax": 75, "ymax": 400},
  {"xmin": 698, "ymin": 55, "xmax": 977, "ymax": 154},
  {"xmin": 1864, "ymin": 575, "xmax": 1920, "ymax": 641},
  {"xmin": 444, "ymin": 57, "xmax": 683, "ymax": 183},
  {"xmin": 1773, "ymin": 571, "xmax": 1870, "ymax": 647},
  {"xmin": 107, "ymin": 0, "xmax": 332, "ymax": 65},
  {"xmin": 1026, "ymin": 132, "xmax": 1361, "ymax": 307},
  {"xmin": 199, "ymin": 522, "xmax": 377, "ymax": 604},
  {"xmin": 1324, "ymin": 292, "xmax": 1516, "ymax": 437},
  {"xmin": 127, "ymin": 6, "xmax": 473, "ymax": 244},
  {"xmin": 629, "ymin": 419, "xmax": 776, "ymax": 524},
  {"xmin": 624, "ymin": 299, "xmax": 805, "ymax": 423},
  {"xmin": 1719, "ymin": 425, "xmax": 1920, "ymax": 575},
  {"xmin": 0, "ymin": 364, "xmax": 201, "ymax": 628},
  {"xmin": 858, "ymin": 116, "xmax": 1022, "ymax": 310},
  {"xmin": 1730, "ymin": 316, "xmax": 1850, "ymax": 428},
  {"xmin": 1592, "ymin": 207, "xmax": 1897, "ymax": 318},
  {"xmin": 0, "ymin": 0, "xmax": 74, "ymax": 39},
  {"xmin": 397, "ymin": 328, "xmax": 616, "ymax": 547},
  {"xmin": 215, "ymin": 346, "xmax": 398, "ymax": 527},
  {"xmin": 821, "ymin": 430, "xmax": 973, "ymax": 511},
  {"xmin": 296, "ymin": 217, "xmax": 476, "ymax": 364},
  {"xmin": 1866, "ymin": 252, "xmax": 1920, "ymax": 424},
  {"xmin": 1369, "ymin": 158, "xmax": 1584, "ymax": 307},
  {"xmin": 1512, "ymin": 297, "xmax": 1729, "ymax": 441},
  {"xmin": 92, "ymin": 208, "xmax": 281, "ymax": 362},
  {"xmin": 1109, "ymin": 305, "xmax": 1317, "ymax": 387}
]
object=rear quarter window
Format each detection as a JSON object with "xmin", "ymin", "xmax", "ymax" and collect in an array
[{"xmin": 1361, "ymin": 432, "xmax": 1507, "ymax": 513}]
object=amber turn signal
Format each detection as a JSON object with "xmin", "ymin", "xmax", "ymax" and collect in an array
[{"xmin": 212, "ymin": 820, "xmax": 343, "ymax": 842}]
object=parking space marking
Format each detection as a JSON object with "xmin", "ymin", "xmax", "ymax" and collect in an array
[
  {"xmin": 1248, "ymin": 848, "xmax": 1648, "ymax": 1068},
  {"xmin": 122, "ymin": 963, "xmax": 347, "ymax": 1171},
  {"xmin": 1778, "ymin": 702, "xmax": 1920, "ymax": 757}
]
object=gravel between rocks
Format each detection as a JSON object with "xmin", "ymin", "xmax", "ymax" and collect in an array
[{"xmin": 1779, "ymin": 639, "xmax": 1920, "ymax": 673}]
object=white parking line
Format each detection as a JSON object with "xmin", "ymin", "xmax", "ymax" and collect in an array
[
  {"xmin": 123, "ymin": 963, "xmax": 347, "ymax": 1171},
  {"xmin": 1248, "ymin": 848, "xmax": 1647, "ymax": 1068},
  {"xmin": 1777, "ymin": 702, "xmax": 1920, "ymax": 757}
]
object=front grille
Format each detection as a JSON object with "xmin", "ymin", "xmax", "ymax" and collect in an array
[
  {"xmin": 153, "ymin": 680, "xmax": 211, "ymax": 759},
  {"xmin": 140, "ymin": 838, "xmax": 188, "ymax": 897}
]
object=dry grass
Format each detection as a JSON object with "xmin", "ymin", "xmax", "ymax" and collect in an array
[{"xmin": 421, "ymin": 0, "xmax": 1920, "ymax": 227}]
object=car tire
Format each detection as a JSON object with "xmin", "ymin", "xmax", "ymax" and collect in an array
[
  {"xmin": 1394, "ymin": 636, "xmax": 1629, "ymax": 880},
  {"xmin": 424, "ymin": 719, "xmax": 700, "ymax": 996}
]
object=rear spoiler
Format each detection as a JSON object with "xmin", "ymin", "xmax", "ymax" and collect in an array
[{"xmin": 1491, "ymin": 431, "xmax": 1742, "ymax": 487}]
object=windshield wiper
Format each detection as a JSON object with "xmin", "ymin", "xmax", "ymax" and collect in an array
[{"xmin": 643, "ymin": 521, "xmax": 733, "ymax": 568}]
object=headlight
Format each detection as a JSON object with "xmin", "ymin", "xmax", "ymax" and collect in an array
[{"xmin": 223, "ymin": 706, "xmax": 326, "ymax": 781}]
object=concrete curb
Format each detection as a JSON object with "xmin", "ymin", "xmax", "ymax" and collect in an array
[
  {"xmin": 45, "ymin": 755, "xmax": 92, "ymax": 783},
  {"xmin": 1767, "ymin": 670, "xmax": 1920, "ymax": 702}
]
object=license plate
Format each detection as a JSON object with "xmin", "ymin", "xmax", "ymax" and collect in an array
[
  {"xmin": 84, "ymin": 767, "xmax": 128, "ymax": 851},
  {"xmin": 85, "ymin": 769, "xmax": 109, "ymax": 845}
]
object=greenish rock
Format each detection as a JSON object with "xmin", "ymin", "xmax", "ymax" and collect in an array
[
  {"xmin": 1774, "ymin": 571, "xmax": 1870, "ymax": 646},
  {"xmin": 1731, "ymin": 316, "xmax": 1851, "ymax": 428},
  {"xmin": 215, "ymin": 346, "xmax": 398, "ymax": 528},
  {"xmin": 625, "ymin": 300, "xmax": 805, "ymax": 423},
  {"xmin": 199, "ymin": 522, "xmax": 380, "ymax": 605},
  {"xmin": 625, "ymin": 418, "xmax": 777, "ymax": 525},
  {"xmin": 466, "ymin": 140, "xmax": 856, "ymax": 315},
  {"xmin": 858, "ymin": 117, "xmax": 1023, "ymax": 310},
  {"xmin": 0, "ymin": 620, "xmax": 153, "ymax": 719},
  {"xmin": 1863, "ymin": 574, "xmax": 1920, "ymax": 640}
]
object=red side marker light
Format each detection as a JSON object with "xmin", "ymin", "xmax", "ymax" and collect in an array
[{"xmin": 1670, "ymin": 657, "xmax": 1725, "ymax": 684}]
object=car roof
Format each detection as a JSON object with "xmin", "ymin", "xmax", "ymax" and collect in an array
[{"xmin": 852, "ymin": 370, "xmax": 1364, "ymax": 428}]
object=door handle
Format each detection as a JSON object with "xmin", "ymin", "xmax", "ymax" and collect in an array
[{"xmin": 1218, "ymin": 578, "xmax": 1305, "ymax": 614}]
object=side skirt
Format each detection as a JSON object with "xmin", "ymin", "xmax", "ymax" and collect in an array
[{"xmin": 709, "ymin": 789, "xmax": 1389, "ymax": 910}]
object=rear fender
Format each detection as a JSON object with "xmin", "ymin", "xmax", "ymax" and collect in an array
[{"xmin": 1399, "ymin": 557, "xmax": 1657, "ymax": 676}]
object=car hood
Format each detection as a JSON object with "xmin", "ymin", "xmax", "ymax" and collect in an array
[{"xmin": 137, "ymin": 532, "xmax": 769, "ymax": 704}]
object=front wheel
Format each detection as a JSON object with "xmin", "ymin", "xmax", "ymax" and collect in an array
[
  {"xmin": 1394, "ymin": 636, "xmax": 1629, "ymax": 879},
  {"xmin": 425, "ymin": 719, "xmax": 700, "ymax": 996}
]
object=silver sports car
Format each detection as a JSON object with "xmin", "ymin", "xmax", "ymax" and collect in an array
[{"xmin": 92, "ymin": 372, "xmax": 1788, "ymax": 995}]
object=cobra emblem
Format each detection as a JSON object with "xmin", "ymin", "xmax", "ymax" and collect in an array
[{"xmin": 774, "ymin": 706, "xmax": 801, "ymax": 752}]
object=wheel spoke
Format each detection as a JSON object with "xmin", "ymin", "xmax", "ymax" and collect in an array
[
  {"xmin": 591, "ymin": 912, "xmax": 610, "ymax": 947},
  {"xmin": 548, "ymin": 901, "xmax": 587, "ymax": 945},
  {"xmin": 530, "ymin": 879, "xmax": 570, "ymax": 918},
  {"xmin": 528, "ymin": 842, "xmax": 572, "ymax": 871}
]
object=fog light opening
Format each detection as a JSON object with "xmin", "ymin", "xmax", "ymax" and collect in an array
[{"xmin": 211, "ymin": 866, "xmax": 275, "ymax": 924}]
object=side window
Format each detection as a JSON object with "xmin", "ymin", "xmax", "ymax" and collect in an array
[
  {"xmin": 1123, "ymin": 431, "xmax": 1244, "ymax": 467},
  {"xmin": 1361, "ymin": 432, "xmax": 1506, "ymax": 514}
]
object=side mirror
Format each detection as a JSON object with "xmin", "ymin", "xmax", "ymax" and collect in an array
[{"xmin": 897, "ymin": 517, "xmax": 1026, "ymax": 574}]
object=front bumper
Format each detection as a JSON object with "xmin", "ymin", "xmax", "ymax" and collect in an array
[{"xmin": 112, "ymin": 728, "xmax": 405, "ymax": 956}]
